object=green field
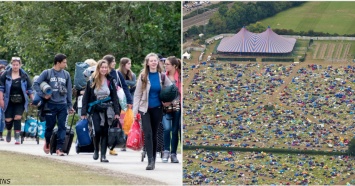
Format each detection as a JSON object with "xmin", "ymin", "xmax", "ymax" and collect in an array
[{"xmin": 260, "ymin": 2, "xmax": 355, "ymax": 35}]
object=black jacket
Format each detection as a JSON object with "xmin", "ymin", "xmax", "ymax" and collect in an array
[{"xmin": 81, "ymin": 75, "xmax": 120, "ymax": 116}]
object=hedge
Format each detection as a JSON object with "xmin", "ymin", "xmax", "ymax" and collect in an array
[
  {"xmin": 217, "ymin": 57, "xmax": 257, "ymax": 62},
  {"xmin": 183, "ymin": 145, "xmax": 349, "ymax": 156},
  {"xmin": 262, "ymin": 58, "xmax": 294, "ymax": 62}
]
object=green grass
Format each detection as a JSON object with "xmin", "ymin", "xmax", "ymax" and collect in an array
[
  {"xmin": 0, "ymin": 151, "xmax": 129, "ymax": 185},
  {"xmin": 260, "ymin": 2, "xmax": 355, "ymax": 35}
]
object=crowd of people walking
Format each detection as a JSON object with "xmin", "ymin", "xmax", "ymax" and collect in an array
[{"xmin": 0, "ymin": 52, "xmax": 181, "ymax": 171}]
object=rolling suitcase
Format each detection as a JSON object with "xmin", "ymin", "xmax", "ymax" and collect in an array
[
  {"xmin": 50, "ymin": 115, "xmax": 75, "ymax": 155},
  {"xmin": 75, "ymin": 127, "xmax": 94, "ymax": 154},
  {"xmin": 75, "ymin": 138, "xmax": 95, "ymax": 154}
]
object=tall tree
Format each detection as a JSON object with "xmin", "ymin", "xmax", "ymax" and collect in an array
[{"xmin": 0, "ymin": 1, "xmax": 180, "ymax": 76}]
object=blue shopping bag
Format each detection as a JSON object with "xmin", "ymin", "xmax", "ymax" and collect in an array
[
  {"xmin": 23, "ymin": 117, "xmax": 46, "ymax": 139},
  {"xmin": 37, "ymin": 121, "xmax": 46, "ymax": 139},
  {"xmin": 24, "ymin": 117, "xmax": 37, "ymax": 137}
]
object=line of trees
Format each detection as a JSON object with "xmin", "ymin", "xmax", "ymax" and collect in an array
[
  {"xmin": 184, "ymin": 2, "xmax": 305, "ymax": 40},
  {"xmin": 0, "ymin": 2, "xmax": 181, "ymax": 76}
]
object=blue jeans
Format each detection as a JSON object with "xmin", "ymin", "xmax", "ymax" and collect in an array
[
  {"xmin": 45, "ymin": 103, "xmax": 68, "ymax": 150},
  {"xmin": 0, "ymin": 108, "xmax": 4, "ymax": 133},
  {"xmin": 162, "ymin": 110, "xmax": 180, "ymax": 154}
]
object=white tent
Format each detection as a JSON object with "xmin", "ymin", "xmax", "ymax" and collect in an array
[{"xmin": 183, "ymin": 52, "xmax": 191, "ymax": 59}]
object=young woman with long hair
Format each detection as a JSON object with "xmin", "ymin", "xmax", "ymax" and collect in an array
[
  {"xmin": 103, "ymin": 54, "xmax": 133, "ymax": 154},
  {"xmin": 81, "ymin": 59, "xmax": 120, "ymax": 162},
  {"xmin": 133, "ymin": 53, "xmax": 172, "ymax": 170},
  {"xmin": 118, "ymin": 57, "xmax": 136, "ymax": 99},
  {"xmin": 161, "ymin": 56, "xmax": 181, "ymax": 163}
]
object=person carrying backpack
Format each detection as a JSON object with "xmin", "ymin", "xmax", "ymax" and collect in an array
[
  {"xmin": 133, "ymin": 53, "xmax": 172, "ymax": 170},
  {"xmin": 33, "ymin": 54, "xmax": 75, "ymax": 156},
  {"xmin": 0, "ymin": 57, "xmax": 34, "ymax": 144}
]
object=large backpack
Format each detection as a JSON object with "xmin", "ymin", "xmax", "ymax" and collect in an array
[{"xmin": 74, "ymin": 62, "xmax": 90, "ymax": 90}]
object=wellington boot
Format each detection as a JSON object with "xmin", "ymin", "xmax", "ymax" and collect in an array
[
  {"xmin": 93, "ymin": 135, "xmax": 100, "ymax": 160},
  {"xmin": 100, "ymin": 136, "xmax": 109, "ymax": 163},
  {"xmin": 146, "ymin": 158, "xmax": 155, "ymax": 170}
]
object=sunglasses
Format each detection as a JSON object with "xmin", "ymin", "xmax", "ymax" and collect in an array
[{"xmin": 11, "ymin": 57, "xmax": 21, "ymax": 62}]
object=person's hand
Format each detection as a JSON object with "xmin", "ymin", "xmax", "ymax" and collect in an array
[
  {"xmin": 69, "ymin": 108, "xmax": 75, "ymax": 114},
  {"xmin": 114, "ymin": 114, "xmax": 119, "ymax": 120},
  {"xmin": 81, "ymin": 115, "xmax": 87, "ymax": 120},
  {"xmin": 162, "ymin": 102, "xmax": 171, "ymax": 107},
  {"xmin": 44, "ymin": 95, "xmax": 51, "ymax": 99},
  {"xmin": 127, "ymin": 104, "xmax": 133, "ymax": 109}
]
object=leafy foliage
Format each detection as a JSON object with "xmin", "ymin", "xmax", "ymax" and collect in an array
[{"xmin": 0, "ymin": 2, "xmax": 181, "ymax": 76}]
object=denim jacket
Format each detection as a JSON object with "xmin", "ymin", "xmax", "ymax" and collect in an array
[{"xmin": 0, "ymin": 68, "xmax": 33, "ymax": 112}]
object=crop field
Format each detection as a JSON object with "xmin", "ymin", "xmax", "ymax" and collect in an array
[{"xmin": 260, "ymin": 2, "xmax": 355, "ymax": 35}]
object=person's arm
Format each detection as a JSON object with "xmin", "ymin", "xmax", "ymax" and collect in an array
[
  {"xmin": 0, "ymin": 73, "xmax": 6, "ymax": 108},
  {"xmin": 81, "ymin": 80, "xmax": 91, "ymax": 118},
  {"xmin": 24, "ymin": 72, "xmax": 34, "ymax": 100},
  {"xmin": 109, "ymin": 79, "xmax": 120, "ymax": 115},
  {"xmin": 133, "ymin": 73, "xmax": 143, "ymax": 117},
  {"xmin": 117, "ymin": 71, "xmax": 133, "ymax": 105}
]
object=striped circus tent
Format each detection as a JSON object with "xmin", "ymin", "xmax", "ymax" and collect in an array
[{"xmin": 217, "ymin": 27, "xmax": 296, "ymax": 54}]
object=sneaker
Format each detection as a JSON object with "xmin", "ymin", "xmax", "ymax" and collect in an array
[
  {"xmin": 6, "ymin": 131, "xmax": 11, "ymax": 142},
  {"xmin": 56, "ymin": 149, "xmax": 65, "ymax": 156},
  {"xmin": 0, "ymin": 138, "xmax": 3, "ymax": 141},
  {"xmin": 170, "ymin": 153, "xmax": 179, "ymax": 163},
  {"xmin": 15, "ymin": 141, "xmax": 20, "ymax": 145},
  {"xmin": 43, "ymin": 141, "xmax": 50, "ymax": 154},
  {"xmin": 121, "ymin": 148, "xmax": 126, "ymax": 151},
  {"xmin": 109, "ymin": 149, "xmax": 118, "ymax": 156},
  {"xmin": 162, "ymin": 150, "xmax": 170, "ymax": 163}
]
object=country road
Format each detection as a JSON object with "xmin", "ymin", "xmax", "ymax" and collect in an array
[{"xmin": 183, "ymin": 9, "xmax": 217, "ymax": 32}]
